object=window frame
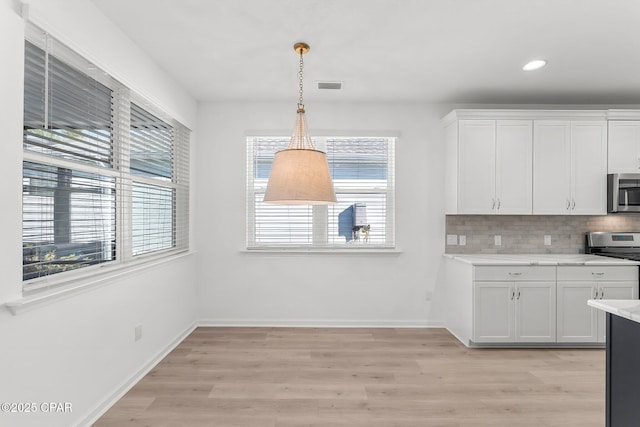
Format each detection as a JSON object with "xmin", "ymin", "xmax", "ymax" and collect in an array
[
  {"xmin": 246, "ymin": 135, "xmax": 396, "ymax": 250},
  {"xmin": 22, "ymin": 24, "xmax": 190, "ymax": 293}
]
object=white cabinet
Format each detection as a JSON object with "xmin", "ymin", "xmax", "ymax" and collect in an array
[
  {"xmin": 444, "ymin": 110, "xmax": 609, "ymax": 216},
  {"xmin": 608, "ymin": 121, "xmax": 640, "ymax": 173},
  {"xmin": 444, "ymin": 256, "xmax": 639, "ymax": 347},
  {"xmin": 572, "ymin": 122, "xmax": 608, "ymax": 214},
  {"xmin": 531, "ymin": 121, "xmax": 570, "ymax": 214},
  {"xmin": 473, "ymin": 266, "xmax": 556, "ymax": 344},
  {"xmin": 496, "ymin": 121, "xmax": 534, "ymax": 214},
  {"xmin": 453, "ymin": 120, "xmax": 533, "ymax": 214},
  {"xmin": 457, "ymin": 120, "xmax": 494, "ymax": 214},
  {"xmin": 556, "ymin": 267, "xmax": 638, "ymax": 343},
  {"xmin": 517, "ymin": 282, "xmax": 558, "ymax": 342},
  {"xmin": 533, "ymin": 120, "xmax": 607, "ymax": 214},
  {"xmin": 474, "ymin": 282, "xmax": 513, "ymax": 342},
  {"xmin": 556, "ymin": 282, "xmax": 597, "ymax": 343},
  {"xmin": 597, "ymin": 282, "xmax": 637, "ymax": 342}
]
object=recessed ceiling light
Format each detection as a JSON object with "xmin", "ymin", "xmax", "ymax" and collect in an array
[{"xmin": 523, "ymin": 59, "xmax": 547, "ymax": 71}]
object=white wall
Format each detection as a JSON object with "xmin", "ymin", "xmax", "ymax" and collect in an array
[
  {"xmin": 0, "ymin": 1, "xmax": 198, "ymax": 426},
  {"xmin": 195, "ymin": 101, "xmax": 448, "ymax": 326}
]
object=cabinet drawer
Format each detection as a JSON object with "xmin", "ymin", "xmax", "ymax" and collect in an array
[
  {"xmin": 474, "ymin": 266, "xmax": 556, "ymax": 281},
  {"xmin": 557, "ymin": 266, "xmax": 639, "ymax": 281}
]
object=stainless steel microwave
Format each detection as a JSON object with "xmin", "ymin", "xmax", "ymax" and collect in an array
[{"xmin": 608, "ymin": 173, "xmax": 640, "ymax": 213}]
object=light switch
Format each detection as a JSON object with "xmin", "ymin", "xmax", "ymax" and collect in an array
[
  {"xmin": 447, "ymin": 234, "xmax": 458, "ymax": 245},
  {"xmin": 494, "ymin": 235, "xmax": 502, "ymax": 246},
  {"xmin": 544, "ymin": 235, "xmax": 551, "ymax": 246},
  {"xmin": 459, "ymin": 235, "xmax": 466, "ymax": 246}
]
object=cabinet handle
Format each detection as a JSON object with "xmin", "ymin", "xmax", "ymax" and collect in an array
[
  {"xmin": 566, "ymin": 199, "xmax": 571, "ymax": 210},
  {"xmin": 510, "ymin": 290, "xmax": 515, "ymax": 300},
  {"xmin": 571, "ymin": 199, "xmax": 576, "ymax": 210},
  {"xmin": 591, "ymin": 272, "xmax": 604, "ymax": 276},
  {"xmin": 492, "ymin": 198, "xmax": 496, "ymax": 210},
  {"xmin": 508, "ymin": 272, "xmax": 522, "ymax": 276},
  {"xmin": 594, "ymin": 289, "xmax": 599, "ymax": 299},
  {"xmin": 517, "ymin": 290, "xmax": 521, "ymax": 300},
  {"xmin": 600, "ymin": 289, "xmax": 604, "ymax": 299},
  {"xmin": 497, "ymin": 199, "xmax": 501, "ymax": 210}
]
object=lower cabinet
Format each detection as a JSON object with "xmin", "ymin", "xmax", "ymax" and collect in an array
[
  {"xmin": 556, "ymin": 282, "xmax": 597, "ymax": 343},
  {"xmin": 446, "ymin": 262, "xmax": 640, "ymax": 347},
  {"xmin": 472, "ymin": 265, "xmax": 638, "ymax": 346},
  {"xmin": 557, "ymin": 268, "xmax": 638, "ymax": 343},
  {"xmin": 473, "ymin": 267, "xmax": 556, "ymax": 344}
]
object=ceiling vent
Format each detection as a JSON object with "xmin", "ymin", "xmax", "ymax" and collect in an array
[{"xmin": 317, "ymin": 81, "xmax": 343, "ymax": 90}]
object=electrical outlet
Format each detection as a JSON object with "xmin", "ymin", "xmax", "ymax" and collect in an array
[
  {"xmin": 459, "ymin": 235, "xmax": 466, "ymax": 246},
  {"xmin": 544, "ymin": 235, "xmax": 552, "ymax": 246},
  {"xmin": 134, "ymin": 324, "xmax": 143, "ymax": 342},
  {"xmin": 447, "ymin": 234, "xmax": 458, "ymax": 245},
  {"xmin": 494, "ymin": 235, "xmax": 502, "ymax": 246}
]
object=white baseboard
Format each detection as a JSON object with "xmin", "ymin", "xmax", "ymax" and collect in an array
[
  {"xmin": 77, "ymin": 320, "xmax": 198, "ymax": 427},
  {"xmin": 198, "ymin": 318, "xmax": 446, "ymax": 328}
]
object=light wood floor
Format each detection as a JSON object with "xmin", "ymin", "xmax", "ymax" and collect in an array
[{"xmin": 94, "ymin": 327, "xmax": 605, "ymax": 427}]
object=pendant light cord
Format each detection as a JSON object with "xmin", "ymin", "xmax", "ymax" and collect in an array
[{"xmin": 297, "ymin": 49, "xmax": 304, "ymax": 112}]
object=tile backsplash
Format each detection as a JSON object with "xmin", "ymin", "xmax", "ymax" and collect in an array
[{"xmin": 445, "ymin": 215, "xmax": 640, "ymax": 254}]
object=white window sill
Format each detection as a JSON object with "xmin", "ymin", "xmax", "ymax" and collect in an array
[
  {"xmin": 3, "ymin": 251, "xmax": 195, "ymax": 316},
  {"xmin": 242, "ymin": 246, "xmax": 402, "ymax": 255}
]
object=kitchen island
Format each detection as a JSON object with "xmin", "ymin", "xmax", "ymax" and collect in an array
[{"xmin": 588, "ymin": 300, "xmax": 640, "ymax": 427}]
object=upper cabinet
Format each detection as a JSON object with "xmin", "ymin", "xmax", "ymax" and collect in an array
[
  {"xmin": 533, "ymin": 120, "xmax": 607, "ymax": 215},
  {"xmin": 608, "ymin": 121, "xmax": 640, "ymax": 173},
  {"xmin": 448, "ymin": 118, "xmax": 532, "ymax": 215},
  {"xmin": 444, "ymin": 110, "xmax": 608, "ymax": 216},
  {"xmin": 496, "ymin": 121, "xmax": 533, "ymax": 214},
  {"xmin": 457, "ymin": 120, "xmax": 495, "ymax": 214}
]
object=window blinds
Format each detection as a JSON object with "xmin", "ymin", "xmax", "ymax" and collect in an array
[
  {"xmin": 247, "ymin": 136, "xmax": 395, "ymax": 248},
  {"xmin": 23, "ymin": 24, "xmax": 190, "ymax": 286},
  {"xmin": 130, "ymin": 103, "xmax": 174, "ymax": 180},
  {"xmin": 130, "ymin": 103, "xmax": 178, "ymax": 256},
  {"xmin": 24, "ymin": 42, "xmax": 113, "ymax": 167}
]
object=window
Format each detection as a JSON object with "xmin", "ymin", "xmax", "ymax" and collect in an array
[
  {"xmin": 129, "ymin": 103, "xmax": 180, "ymax": 256},
  {"xmin": 247, "ymin": 136, "xmax": 395, "ymax": 248},
  {"xmin": 22, "ymin": 25, "xmax": 190, "ymax": 287}
]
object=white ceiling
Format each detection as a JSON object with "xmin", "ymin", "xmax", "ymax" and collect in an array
[{"xmin": 91, "ymin": 0, "xmax": 640, "ymax": 104}]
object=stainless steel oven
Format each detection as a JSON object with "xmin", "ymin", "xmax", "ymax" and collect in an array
[
  {"xmin": 586, "ymin": 232, "xmax": 640, "ymax": 260},
  {"xmin": 608, "ymin": 174, "xmax": 640, "ymax": 213}
]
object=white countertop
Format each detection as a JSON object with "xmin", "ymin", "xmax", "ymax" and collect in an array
[
  {"xmin": 443, "ymin": 253, "xmax": 640, "ymax": 266},
  {"xmin": 588, "ymin": 299, "xmax": 640, "ymax": 324}
]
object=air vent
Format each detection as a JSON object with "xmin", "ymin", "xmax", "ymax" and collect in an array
[{"xmin": 317, "ymin": 81, "xmax": 343, "ymax": 90}]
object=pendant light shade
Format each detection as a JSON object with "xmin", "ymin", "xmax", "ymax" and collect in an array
[{"xmin": 264, "ymin": 43, "xmax": 336, "ymax": 205}]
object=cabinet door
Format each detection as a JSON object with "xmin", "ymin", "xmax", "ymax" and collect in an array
[
  {"xmin": 533, "ymin": 121, "xmax": 571, "ymax": 214},
  {"xmin": 608, "ymin": 121, "xmax": 640, "ymax": 173},
  {"xmin": 596, "ymin": 281, "xmax": 638, "ymax": 342},
  {"xmin": 515, "ymin": 281, "xmax": 556, "ymax": 342},
  {"xmin": 458, "ymin": 120, "xmax": 496, "ymax": 214},
  {"xmin": 570, "ymin": 121, "xmax": 607, "ymax": 214},
  {"xmin": 556, "ymin": 281, "xmax": 597, "ymax": 343},
  {"xmin": 474, "ymin": 282, "xmax": 514, "ymax": 343},
  {"xmin": 495, "ymin": 120, "xmax": 533, "ymax": 214}
]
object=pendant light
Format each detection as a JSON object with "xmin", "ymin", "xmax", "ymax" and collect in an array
[{"xmin": 263, "ymin": 42, "xmax": 337, "ymax": 205}]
